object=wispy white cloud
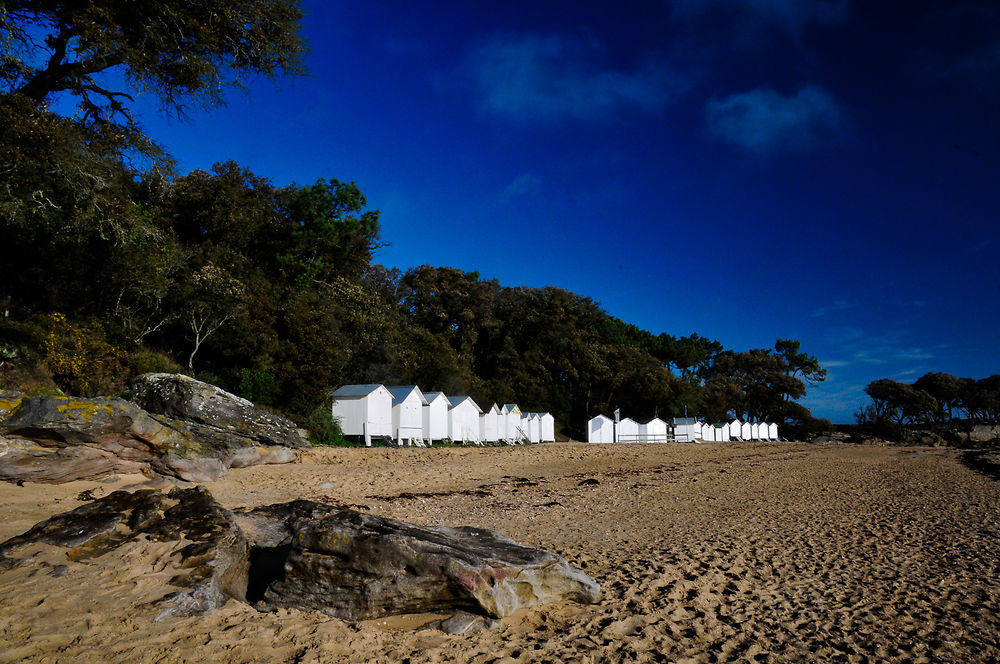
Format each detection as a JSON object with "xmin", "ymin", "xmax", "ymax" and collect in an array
[
  {"xmin": 895, "ymin": 347, "xmax": 935, "ymax": 361},
  {"xmin": 500, "ymin": 173, "xmax": 542, "ymax": 202},
  {"xmin": 672, "ymin": 0, "xmax": 848, "ymax": 41},
  {"xmin": 825, "ymin": 326, "xmax": 865, "ymax": 345},
  {"xmin": 934, "ymin": 41, "xmax": 1000, "ymax": 89},
  {"xmin": 800, "ymin": 382, "xmax": 867, "ymax": 423},
  {"xmin": 972, "ymin": 237, "xmax": 995, "ymax": 254},
  {"xmin": 705, "ymin": 85, "xmax": 849, "ymax": 154},
  {"xmin": 852, "ymin": 350, "xmax": 886, "ymax": 365},
  {"xmin": 811, "ymin": 299, "xmax": 853, "ymax": 318},
  {"xmin": 852, "ymin": 343, "xmax": 935, "ymax": 365},
  {"xmin": 822, "ymin": 360, "xmax": 850, "ymax": 368},
  {"xmin": 464, "ymin": 32, "xmax": 684, "ymax": 123}
]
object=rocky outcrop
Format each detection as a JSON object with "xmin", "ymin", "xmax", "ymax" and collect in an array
[
  {"xmin": 130, "ymin": 373, "xmax": 308, "ymax": 449},
  {"xmin": 968, "ymin": 424, "xmax": 1000, "ymax": 444},
  {"xmin": 0, "ymin": 387, "xmax": 301, "ymax": 483},
  {"xmin": 843, "ymin": 422, "xmax": 1000, "ymax": 447},
  {"xmin": 0, "ymin": 436, "xmax": 146, "ymax": 483},
  {"xmin": 808, "ymin": 432, "xmax": 851, "ymax": 444},
  {"xmin": 0, "ymin": 488, "xmax": 600, "ymax": 628},
  {"xmin": 236, "ymin": 500, "xmax": 601, "ymax": 620},
  {"xmin": 0, "ymin": 390, "xmax": 23, "ymax": 419},
  {"xmin": 0, "ymin": 487, "xmax": 249, "ymax": 618}
]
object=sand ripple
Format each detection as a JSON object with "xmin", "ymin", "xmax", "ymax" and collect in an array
[{"xmin": 1, "ymin": 443, "xmax": 998, "ymax": 663}]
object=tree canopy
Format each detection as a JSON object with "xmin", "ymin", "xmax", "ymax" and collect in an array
[
  {"xmin": 858, "ymin": 372, "xmax": 1000, "ymax": 427},
  {"xmin": 2, "ymin": 0, "xmax": 305, "ymax": 124}
]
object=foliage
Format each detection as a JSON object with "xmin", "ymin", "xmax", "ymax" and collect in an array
[
  {"xmin": 857, "ymin": 372, "xmax": 1000, "ymax": 428},
  {"xmin": 279, "ymin": 179, "xmax": 382, "ymax": 289},
  {"xmin": 42, "ymin": 313, "xmax": 127, "ymax": 395},
  {"xmin": 2, "ymin": 0, "xmax": 305, "ymax": 127},
  {"xmin": 235, "ymin": 368, "xmax": 280, "ymax": 405},
  {"xmin": 303, "ymin": 402, "xmax": 351, "ymax": 446},
  {"xmin": 0, "ymin": 316, "xmax": 59, "ymax": 394},
  {"xmin": 127, "ymin": 348, "xmax": 184, "ymax": 376},
  {"xmin": 912, "ymin": 372, "xmax": 960, "ymax": 422},
  {"xmin": 701, "ymin": 340, "xmax": 823, "ymax": 424}
]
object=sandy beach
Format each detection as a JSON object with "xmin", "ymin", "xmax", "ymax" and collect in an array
[{"xmin": 1, "ymin": 442, "xmax": 998, "ymax": 663}]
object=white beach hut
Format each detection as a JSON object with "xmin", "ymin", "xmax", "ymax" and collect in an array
[
  {"xmin": 616, "ymin": 417, "xmax": 639, "ymax": 443},
  {"xmin": 741, "ymin": 421, "xmax": 753, "ymax": 441},
  {"xmin": 386, "ymin": 385, "xmax": 428, "ymax": 445},
  {"xmin": 714, "ymin": 422, "xmax": 732, "ymax": 442},
  {"xmin": 480, "ymin": 403, "xmax": 501, "ymax": 443},
  {"xmin": 588, "ymin": 414, "xmax": 614, "ymax": 443},
  {"xmin": 696, "ymin": 421, "xmax": 709, "ymax": 441},
  {"xmin": 751, "ymin": 422, "xmax": 762, "ymax": 440},
  {"xmin": 672, "ymin": 417, "xmax": 700, "ymax": 443},
  {"xmin": 638, "ymin": 417, "xmax": 668, "ymax": 443},
  {"xmin": 501, "ymin": 404, "xmax": 524, "ymax": 442},
  {"xmin": 702, "ymin": 423, "xmax": 716, "ymax": 442},
  {"xmin": 768, "ymin": 423, "xmax": 779, "ymax": 441},
  {"xmin": 730, "ymin": 419, "xmax": 743, "ymax": 441},
  {"xmin": 524, "ymin": 413, "xmax": 542, "ymax": 443},
  {"xmin": 422, "ymin": 392, "xmax": 451, "ymax": 443},
  {"xmin": 448, "ymin": 396, "xmax": 483, "ymax": 444},
  {"xmin": 539, "ymin": 412, "xmax": 555, "ymax": 442},
  {"xmin": 331, "ymin": 384, "xmax": 393, "ymax": 445}
]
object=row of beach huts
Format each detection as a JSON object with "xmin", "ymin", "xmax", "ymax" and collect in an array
[
  {"xmin": 330, "ymin": 384, "xmax": 555, "ymax": 446},
  {"xmin": 587, "ymin": 415, "xmax": 779, "ymax": 444}
]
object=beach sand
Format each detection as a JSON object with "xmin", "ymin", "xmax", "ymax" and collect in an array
[{"xmin": 1, "ymin": 442, "xmax": 998, "ymax": 663}]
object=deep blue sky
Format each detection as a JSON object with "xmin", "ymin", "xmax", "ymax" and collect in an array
[{"xmin": 99, "ymin": 1, "xmax": 999, "ymax": 423}]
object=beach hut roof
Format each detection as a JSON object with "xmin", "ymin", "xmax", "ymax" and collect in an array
[
  {"xmin": 591, "ymin": 414, "xmax": 613, "ymax": 422},
  {"xmin": 331, "ymin": 384, "xmax": 386, "ymax": 398},
  {"xmin": 386, "ymin": 385, "xmax": 428, "ymax": 406},
  {"xmin": 672, "ymin": 417, "xmax": 697, "ymax": 425},
  {"xmin": 640, "ymin": 417, "xmax": 666, "ymax": 425},
  {"xmin": 447, "ymin": 396, "xmax": 483, "ymax": 413}
]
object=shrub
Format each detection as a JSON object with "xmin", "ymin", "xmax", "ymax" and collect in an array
[
  {"xmin": 303, "ymin": 402, "xmax": 352, "ymax": 446},
  {"xmin": 42, "ymin": 313, "xmax": 128, "ymax": 395},
  {"xmin": 128, "ymin": 348, "xmax": 184, "ymax": 376},
  {"xmin": 235, "ymin": 368, "xmax": 280, "ymax": 405}
]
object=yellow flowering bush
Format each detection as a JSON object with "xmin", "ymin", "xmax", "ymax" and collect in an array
[{"xmin": 42, "ymin": 313, "xmax": 128, "ymax": 395}]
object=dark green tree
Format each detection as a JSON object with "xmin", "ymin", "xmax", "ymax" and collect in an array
[
  {"xmin": 862, "ymin": 378, "xmax": 936, "ymax": 426},
  {"xmin": 774, "ymin": 338, "xmax": 827, "ymax": 386},
  {"xmin": 959, "ymin": 375, "xmax": 1000, "ymax": 421},
  {"xmin": 703, "ymin": 342, "xmax": 821, "ymax": 424},
  {"xmin": 279, "ymin": 179, "xmax": 382, "ymax": 288},
  {"xmin": 913, "ymin": 372, "xmax": 960, "ymax": 422},
  {"xmin": 2, "ymin": 0, "xmax": 305, "ymax": 124}
]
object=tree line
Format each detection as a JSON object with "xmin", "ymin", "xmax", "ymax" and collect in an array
[
  {"xmin": 858, "ymin": 373, "xmax": 1000, "ymax": 427},
  {"xmin": 0, "ymin": 0, "xmax": 829, "ymax": 439}
]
